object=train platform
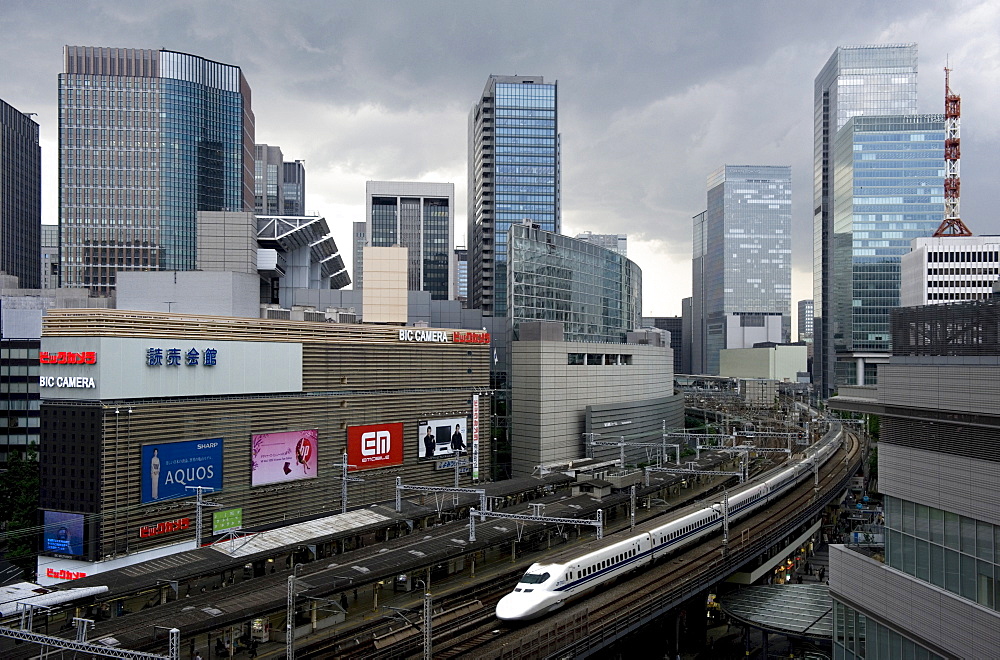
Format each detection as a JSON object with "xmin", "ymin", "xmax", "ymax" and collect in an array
[{"xmin": 188, "ymin": 477, "xmax": 744, "ymax": 660}]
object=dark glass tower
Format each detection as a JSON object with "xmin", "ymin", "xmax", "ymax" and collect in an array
[
  {"xmin": 282, "ymin": 160, "xmax": 306, "ymax": 216},
  {"xmin": 59, "ymin": 46, "xmax": 254, "ymax": 294},
  {"xmin": 468, "ymin": 75, "xmax": 559, "ymax": 316},
  {"xmin": 0, "ymin": 97, "xmax": 41, "ymax": 289}
]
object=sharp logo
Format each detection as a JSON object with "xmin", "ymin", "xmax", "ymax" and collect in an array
[
  {"xmin": 361, "ymin": 430, "xmax": 391, "ymax": 457},
  {"xmin": 347, "ymin": 423, "xmax": 404, "ymax": 471}
]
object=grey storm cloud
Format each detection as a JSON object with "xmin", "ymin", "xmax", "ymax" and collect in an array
[{"xmin": 3, "ymin": 0, "xmax": 999, "ymax": 316}]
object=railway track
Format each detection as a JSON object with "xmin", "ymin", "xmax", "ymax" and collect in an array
[
  {"xmin": 290, "ymin": 433, "xmax": 855, "ymax": 659},
  {"xmin": 418, "ymin": 431, "xmax": 860, "ymax": 659},
  {"xmin": 293, "ymin": 459, "xmax": 785, "ymax": 659}
]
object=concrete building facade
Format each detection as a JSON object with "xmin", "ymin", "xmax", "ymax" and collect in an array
[
  {"xmin": 900, "ymin": 235, "xmax": 1000, "ymax": 306},
  {"xmin": 718, "ymin": 344, "xmax": 807, "ymax": 382},
  {"xmin": 37, "ymin": 309, "xmax": 490, "ymax": 580},
  {"xmin": 828, "ymin": 300, "xmax": 1000, "ymax": 658},
  {"xmin": 361, "ymin": 246, "xmax": 408, "ymax": 324},
  {"xmin": 510, "ymin": 322, "xmax": 681, "ymax": 477}
]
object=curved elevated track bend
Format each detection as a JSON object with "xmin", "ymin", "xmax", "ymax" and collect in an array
[{"xmin": 299, "ymin": 428, "xmax": 860, "ymax": 659}]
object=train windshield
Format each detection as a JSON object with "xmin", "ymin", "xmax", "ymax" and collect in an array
[{"xmin": 520, "ymin": 571, "xmax": 550, "ymax": 584}]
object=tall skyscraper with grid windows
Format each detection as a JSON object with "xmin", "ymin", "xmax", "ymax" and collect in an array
[
  {"xmin": 829, "ymin": 114, "xmax": 944, "ymax": 387},
  {"xmin": 813, "ymin": 44, "xmax": 917, "ymax": 396},
  {"xmin": 692, "ymin": 165, "xmax": 791, "ymax": 375},
  {"xmin": 468, "ymin": 75, "xmax": 559, "ymax": 316},
  {"xmin": 58, "ymin": 46, "xmax": 254, "ymax": 294}
]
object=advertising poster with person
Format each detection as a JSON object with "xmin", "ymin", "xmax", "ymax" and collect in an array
[
  {"xmin": 251, "ymin": 429, "xmax": 318, "ymax": 486},
  {"xmin": 141, "ymin": 439, "xmax": 223, "ymax": 504},
  {"xmin": 417, "ymin": 417, "xmax": 468, "ymax": 460},
  {"xmin": 43, "ymin": 510, "xmax": 85, "ymax": 555}
]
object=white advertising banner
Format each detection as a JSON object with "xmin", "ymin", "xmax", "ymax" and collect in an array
[{"xmin": 39, "ymin": 337, "xmax": 303, "ymax": 400}]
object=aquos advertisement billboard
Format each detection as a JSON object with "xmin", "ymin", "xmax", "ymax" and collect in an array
[
  {"xmin": 251, "ymin": 430, "xmax": 318, "ymax": 486},
  {"xmin": 141, "ymin": 439, "xmax": 223, "ymax": 504}
]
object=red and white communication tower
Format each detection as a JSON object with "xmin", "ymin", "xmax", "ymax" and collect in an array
[{"xmin": 933, "ymin": 66, "xmax": 972, "ymax": 236}]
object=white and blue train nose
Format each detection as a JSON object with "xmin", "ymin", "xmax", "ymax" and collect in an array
[{"xmin": 495, "ymin": 589, "xmax": 562, "ymax": 621}]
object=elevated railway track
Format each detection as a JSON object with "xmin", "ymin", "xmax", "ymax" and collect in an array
[{"xmin": 293, "ymin": 426, "xmax": 860, "ymax": 659}]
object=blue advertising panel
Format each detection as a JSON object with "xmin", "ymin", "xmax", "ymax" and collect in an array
[
  {"xmin": 141, "ymin": 439, "xmax": 223, "ymax": 504},
  {"xmin": 43, "ymin": 510, "xmax": 85, "ymax": 556}
]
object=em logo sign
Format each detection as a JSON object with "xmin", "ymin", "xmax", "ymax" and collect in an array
[{"xmin": 347, "ymin": 423, "xmax": 404, "ymax": 471}]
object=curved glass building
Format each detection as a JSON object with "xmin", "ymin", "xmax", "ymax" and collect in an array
[
  {"xmin": 509, "ymin": 224, "xmax": 641, "ymax": 343},
  {"xmin": 59, "ymin": 46, "xmax": 254, "ymax": 294}
]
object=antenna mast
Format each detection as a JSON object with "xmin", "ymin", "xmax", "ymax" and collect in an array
[{"xmin": 934, "ymin": 65, "xmax": 972, "ymax": 236}]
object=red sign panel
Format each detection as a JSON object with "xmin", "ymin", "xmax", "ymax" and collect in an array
[
  {"xmin": 40, "ymin": 351, "xmax": 97, "ymax": 365},
  {"xmin": 453, "ymin": 331, "xmax": 490, "ymax": 345},
  {"xmin": 139, "ymin": 517, "xmax": 190, "ymax": 538},
  {"xmin": 347, "ymin": 423, "xmax": 404, "ymax": 471},
  {"xmin": 46, "ymin": 568, "xmax": 87, "ymax": 580}
]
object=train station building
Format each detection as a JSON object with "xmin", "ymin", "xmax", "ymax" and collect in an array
[{"xmin": 36, "ymin": 309, "xmax": 491, "ymax": 584}]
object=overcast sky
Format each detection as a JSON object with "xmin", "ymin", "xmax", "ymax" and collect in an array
[{"xmin": 3, "ymin": 1, "xmax": 999, "ymax": 321}]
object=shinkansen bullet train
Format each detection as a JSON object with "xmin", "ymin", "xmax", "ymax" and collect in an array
[{"xmin": 495, "ymin": 423, "xmax": 841, "ymax": 621}]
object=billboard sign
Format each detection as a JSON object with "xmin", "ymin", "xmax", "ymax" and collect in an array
[
  {"xmin": 251, "ymin": 430, "xmax": 318, "ymax": 486},
  {"xmin": 418, "ymin": 417, "xmax": 469, "ymax": 461},
  {"xmin": 139, "ymin": 517, "xmax": 190, "ymax": 538},
  {"xmin": 472, "ymin": 395, "xmax": 480, "ymax": 480},
  {"xmin": 213, "ymin": 508, "xmax": 243, "ymax": 534},
  {"xmin": 43, "ymin": 510, "xmax": 85, "ymax": 556},
  {"xmin": 347, "ymin": 423, "xmax": 404, "ymax": 471},
  {"xmin": 39, "ymin": 337, "xmax": 303, "ymax": 401},
  {"xmin": 141, "ymin": 439, "xmax": 223, "ymax": 504}
]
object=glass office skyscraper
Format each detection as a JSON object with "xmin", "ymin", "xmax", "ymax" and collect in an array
[
  {"xmin": 59, "ymin": 46, "xmax": 254, "ymax": 294},
  {"xmin": 0, "ymin": 97, "xmax": 41, "ymax": 289},
  {"xmin": 468, "ymin": 75, "xmax": 559, "ymax": 317},
  {"xmin": 831, "ymin": 115, "xmax": 944, "ymax": 386},
  {"xmin": 813, "ymin": 44, "xmax": 917, "ymax": 395},
  {"xmin": 694, "ymin": 165, "xmax": 791, "ymax": 375}
]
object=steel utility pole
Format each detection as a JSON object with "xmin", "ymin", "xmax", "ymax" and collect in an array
[{"xmin": 185, "ymin": 486, "xmax": 219, "ymax": 548}]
